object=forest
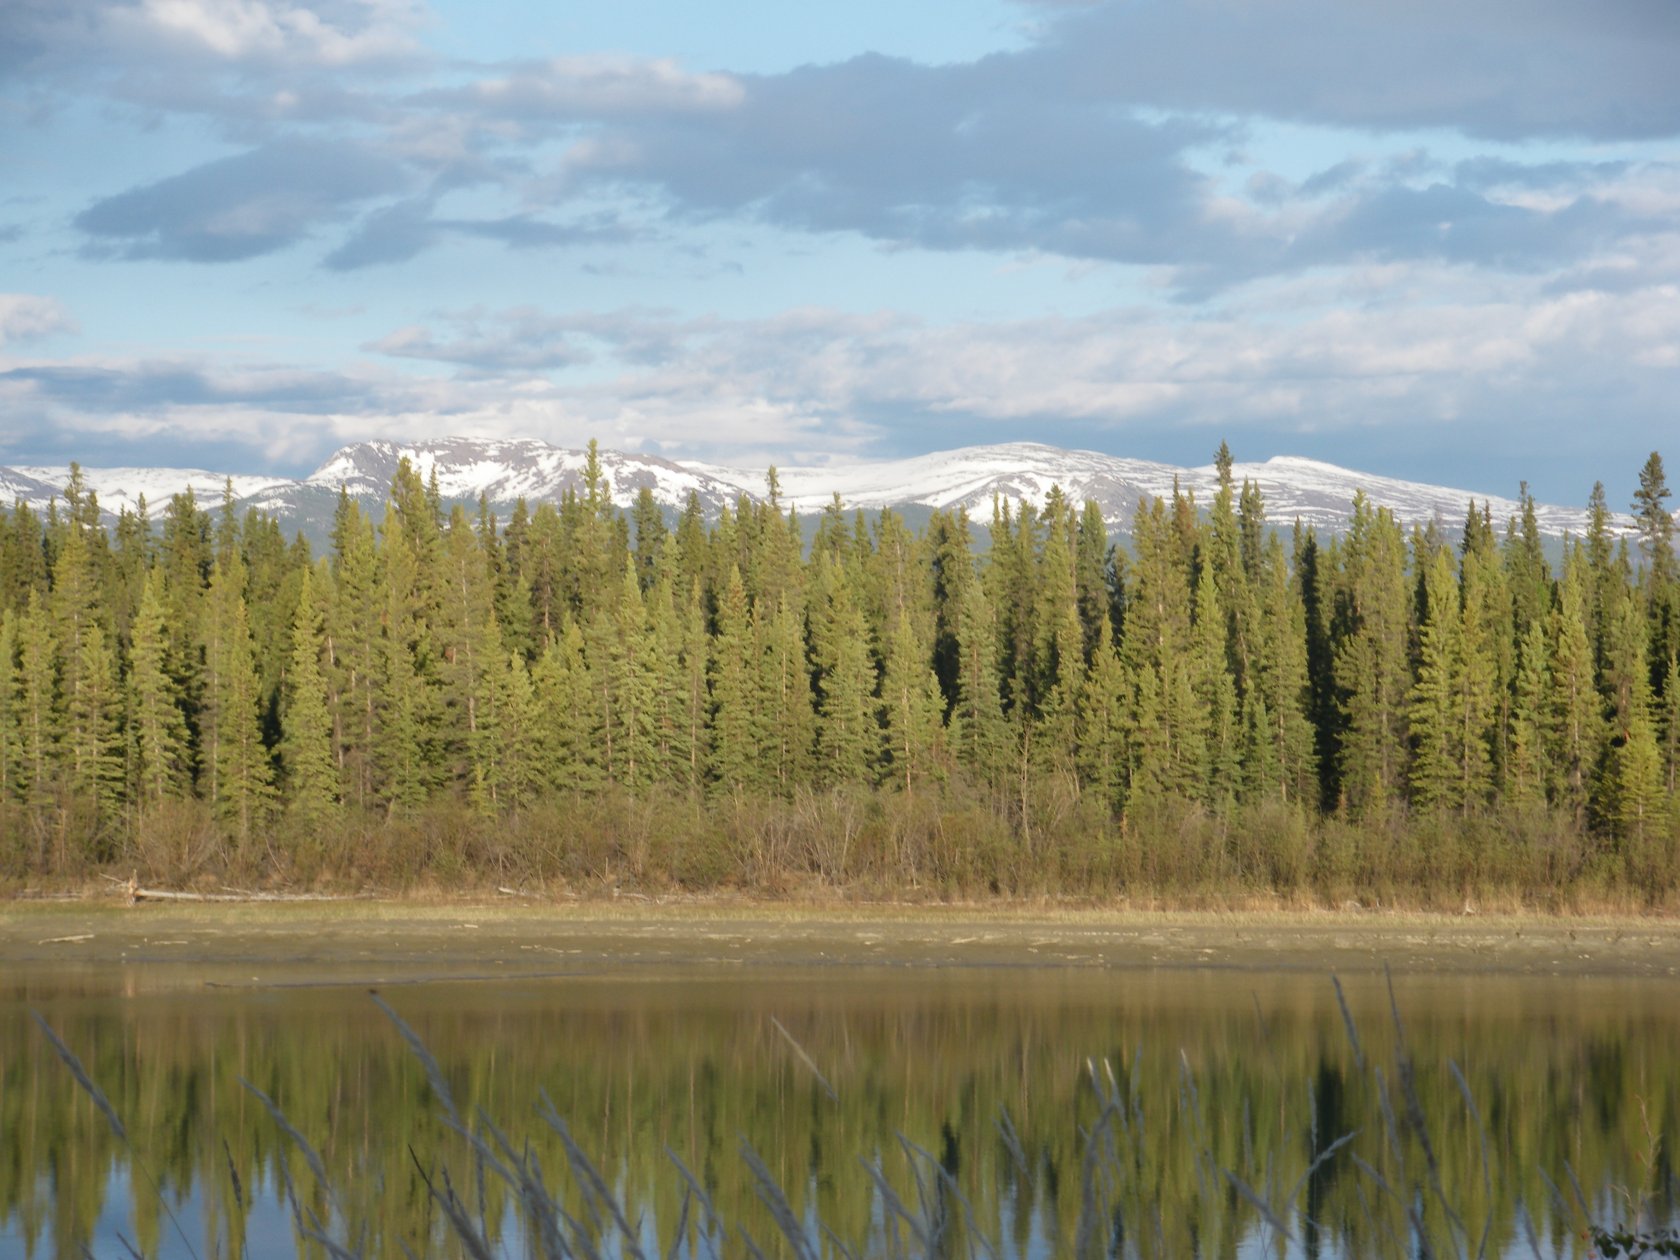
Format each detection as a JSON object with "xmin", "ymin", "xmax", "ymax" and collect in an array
[{"xmin": 0, "ymin": 442, "xmax": 1676, "ymax": 904}]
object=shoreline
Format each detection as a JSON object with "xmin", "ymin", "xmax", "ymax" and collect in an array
[{"xmin": 4, "ymin": 896, "xmax": 1680, "ymax": 983}]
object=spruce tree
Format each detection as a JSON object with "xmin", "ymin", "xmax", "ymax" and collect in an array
[
  {"xmin": 129, "ymin": 570, "xmax": 191, "ymax": 807},
  {"xmin": 17, "ymin": 589, "xmax": 60, "ymax": 813},
  {"xmin": 64, "ymin": 623, "xmax": 123, "ymax": 825},
  {"xmin": 812, "ymin": 557, "xmax": 880, "ymax": 787},
  {"xmin": 1408, "ymin": 546, "xmax": 1462, "ymax": 812},
  {"xmin": 948, "ymin": 577, "xmax": 1010, "ymax": 789},
  {"xmin": 1075, "ymin": 614, "xmax": 1128, "ymax": 815},
  {"xmin": 1332, "ymin": 494, "xmax": 1410, "ymax": 817},
  {"xmin": 758, "ymin": 592, "xmax": 815, "ymax": 795},
  {"xmin": 879, "ymin": 613, "xmax": 945, "ymax": 796},
  {"xmin": 211, "ymin": 573, "xmax": 274, "ymax": 841},
  {"xmin": 1250, "ymin": 537, "xmax": 1318, "ymax": 805},
  {"xmin": 708, "ymin": 565, "xmax": 762, "ymax": 792},
  {"xmin": 282, "ymin": 565, "xmax": 339, "ymax": 822},
  {"xmin": 328, "ymin": 497, "xmax": 381, "ymax": 809},
  {"xmin": 529, "ymin": 621, "xmax": 602, "ymax": 794},
  {"xmin": 1507, "ymin": 618, "xmax": 1552, "ymax": 809},
  {"xmin": 1549, "ymin": 548, "xmax": 1603, "ymax": 823},
  {"xmin": 0, "ymin": 609, "xmax": 19, "ymax": 803}
]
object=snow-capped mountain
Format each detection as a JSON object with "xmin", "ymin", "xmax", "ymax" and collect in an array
[
  {"xmin": 297, "ymin": 437, "xmax": 745, "ymax": 515},
  {"xmin": 1, "ymin": 438, "xmax": 1649, "ymax": 542},
  {"xmin": 9, "ymin": 466, "xmax": 293, "ymax": 518},
  {"xmin": 697, "ymin": 442, "xmax": 1636, "ymax": 539}
]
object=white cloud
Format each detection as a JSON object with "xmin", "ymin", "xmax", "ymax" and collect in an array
[
  {"xmin": 111, "ymin": 0, "xmax": 422, "ymax": 66},
  {"xmin": 0, "ymin": 295, "xmax": 76, "ymax": 346}
]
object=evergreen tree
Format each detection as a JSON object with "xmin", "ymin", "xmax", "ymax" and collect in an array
[
  {"xmin": 1121, "ymin": 497, "xmax": 1203, "ymax": 806},
  {"xmin": 128, "ymin": 570, "xmax": 191, "ymax": 807},
  {"xmin": 1611, "ymin": 674, "xmax": 1667, "ymax": 882},
  {"xmin": 210, "ymin": 568, "xmax": 274, "ymax": 841},
  {"xmin": 282, "ymin": 565, "xmax": 339, "ymax": 822},
  {"xmin": 1507, "ymin": 618, "xmax": 1552, "ymax": 809},
  {"xmin": 1075, "ymin": 614, "xmax": 1128, "ymax": 814},
  {"xmin": 591, "ymin": 560, "xmax": 658, "ymax": 791},
  {"xmin": 64, "ymin": 624, "xmax": 123, "ymax": 826},
  {"xmin": 1250, "ymin": 537, "xmax": 1318, "ymax": 805},
  {"xmin": 947, "ymin": 577, "xmax": 1010, "ymax": 789},
  {"xmin": 708, "ymin": 566, "xmax": 762, "ymax": 792},
  {"xmin": 1332, "ymin": 494, "xmax": 1410, "ymax": 817},
  {"xmin": 529, "ymin": 621, "xmax": 602, "ymax": 794},
  {"xmin": 758, "ymin": 593, "xmax": 815, "ymax": 795},
  {"xmin": 0, "ymin": 609, "xmax": 19, "ymax": 803},
  {"xmin": 1191, "ymin": 561, "xmax": 1240, "ymax": 810},
  {"xmin": 17, "ymin": 589, "xmax": 60, "ymax": 812},
  {"xmin": 327, "ymin": 498, "xmax": 381, "ymax": 809},
  {"xmin": 1409, "ymin": 547, "xmax": 1464, "ymax": 812},
  {"xmin": 1549, "ymin": 549, "xmax": 1603, "ymax": 823},
  {"xmin": 812, "ymin": 557, "xmax": 880, "ymax": 787},
  {"xmin": 879, "ymin": 613, "xmax": 945, "ymax": 796}
]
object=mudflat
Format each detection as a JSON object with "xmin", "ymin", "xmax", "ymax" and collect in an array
[{"xmin": 3, "ymin": 898, "xmax": 1679, "ymax": 987}]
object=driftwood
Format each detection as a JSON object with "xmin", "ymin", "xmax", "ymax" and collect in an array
[{"xmin": 101, "ymin": 874, "xmax": 358, "ymax": 905}]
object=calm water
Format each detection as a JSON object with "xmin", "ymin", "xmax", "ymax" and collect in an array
[{"xmin": 3, "ymin": 960, "xmax": 1677, "ymax": 1258}]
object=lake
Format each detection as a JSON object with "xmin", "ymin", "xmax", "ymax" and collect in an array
[{"xmin": 3, "ymin": 922, "xmax": 1678, "ymax": 1258}]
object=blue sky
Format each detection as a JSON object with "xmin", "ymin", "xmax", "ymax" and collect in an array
[{"xmin": 3, "ymin": 0, "xmax": 1678, "ymax": 505}]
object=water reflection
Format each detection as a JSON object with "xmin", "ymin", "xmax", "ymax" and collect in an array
[{"xmin": 3, "ymin": 966, "xmax": 1677, "ymax": 1258}]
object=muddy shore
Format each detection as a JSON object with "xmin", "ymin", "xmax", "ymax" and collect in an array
[{"xmin": 4, "ymin": 898, "xmax": 1679, "ymax": 987}]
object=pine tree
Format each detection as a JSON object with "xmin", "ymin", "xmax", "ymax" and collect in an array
[
  {"xmin": 812, "ymin": 557, "xmax": 880, "ymax": 787},
  {"xmin": 1507, "ymin": 618, "xmax": 1552, "ymax": 809},
  {"xmin": 327, "ymin": 496, "xmax": 381, "ymax": 809},
  {"xmin": 211, "ymin": 572, "xmax": 274, "ymax": 841},
  {"xmin": 1332, "ymin": 494, "xmax": 1410, "ymax": 817},
  {"xmin": 708, "ymin": 565, "xmax": 762, "ymax": 792},
  {"xmin": 1075, "ymin": 614, "xmax": 1128, "ymax": 814},
  {"xmin": 758, "ymin": 593, "xmax": 815, "ymax": 795},
  {"xmin": 1409, "ymin": 547, "xmax": 1461, "ymax": 812},
  {"xmin": 282, "ymin": 565, "xmax": 339, "ymax": 822},
  {"xmin": 529, "ymin": 621, "xmax": 602, "ymax": 794},
  {"xmin": 438, "ymin": 507, "xmax": 508, "ymax": 797},
  {"xmin": 1549, "ymin": 549, "xmax": 1603, "ymax": 823},
  {"xmin": 374, "ymin": 505, "xmax": 442, "ymax": 811},
  {"xmin": 948, "ymin": 577, "xmax": 1010, "ymax": 789},
  {"xmin": 1249, "ymin": 537, "xmax": 1318, "ymax": 805},
  {"xmin": 590, "ymin": 560, "xmax": 658, "ymax": 791},
  {"xmin": 1612, "ymin": 675, "xmax": 1667, "ymax": 883},
  {"xmin": 492, "ymin": 650, "xmax": 539, "ymax": 811},
  {"xmin": 17, "ymin": 589, "xmax": 60, "ymax": 812},
  {"xmin": 0, "ymin": 609, "xmax": 19, "ymax": 803},
  {"xmin": 879, "ymin": 613, "xmax": 945, "ymax": 796},
  {"xmin": 129, "ymin": 569, "xmax": 191, "ymax": 807},
  {"xmin": 1191, "ymin": 561, "xmax": 1240, "ymax": 810},
  {"xmin": 64, "ymin": 623, "xmax": 123, "ymax": 826},
  {"xmin": 1121, "ymin": 497, "xmax": 1203, "ymax": 805}
]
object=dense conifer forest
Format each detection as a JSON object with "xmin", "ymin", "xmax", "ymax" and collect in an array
[{"xmin": 1, "ymin": 441, "xmax": 1676, "ymax": 903}]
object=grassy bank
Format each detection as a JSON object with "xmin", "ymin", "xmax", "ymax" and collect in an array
[{"xmin": 5, "ymin": 787, "xmax": 1677, "ymax": 916}]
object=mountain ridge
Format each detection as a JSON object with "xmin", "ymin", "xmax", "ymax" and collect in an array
[{"xmin": 1, "ymin": 437, "xmax": 1652, "ymax": 542}]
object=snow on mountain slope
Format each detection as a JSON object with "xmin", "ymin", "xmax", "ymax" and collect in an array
[
  {"xmin": 14, "ymin": 466, "xmax": 293, "ymax": 517},
  {"xmin": 0, "ymin": 466, "xmax": 61, "ymax": 509},
  {"xmin": 696, "ymin": 442, "xmax": 1636, "ymax": 537},
  {"xmin": 304, "ymin": 437, "xmax": 746, "ymax": 514},
  {"xmin": 4, "ymin": 439, "xmax": 1652, "ymax": 542}
]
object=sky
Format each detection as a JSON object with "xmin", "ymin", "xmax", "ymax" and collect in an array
[{"xmin": 2, "ymin": 0, "xmax": 1678, "ymax": 506}]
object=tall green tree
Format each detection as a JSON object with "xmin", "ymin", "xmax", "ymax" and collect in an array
[
  {"xmin": 0, "ymin": 609, "xmax": 20, "ymax": 803},
  {"xmin": 282, "ymin": 565, "xmax": 339, "ymax": 822},
  {"xmin": 64, "ymin": 623, "xmax": 123, "ymax": 826},
  {"xmin": 879, "ymin": 613, "xmax": 945, "ymax": 796},
  {"xmin": 811, "ymin": 557, "xmax": 879, "ymax": 787},
  {"xmin": 708, "ymin": 566, "xmax": 763, "ymax": 792},
  {"xmin": 1332, "ymin": 494, "xmax": 1410, "ymax": 817},
  {"xmin": 128, "ymin": 570, "xmax": 191, "ymax": 808}
]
